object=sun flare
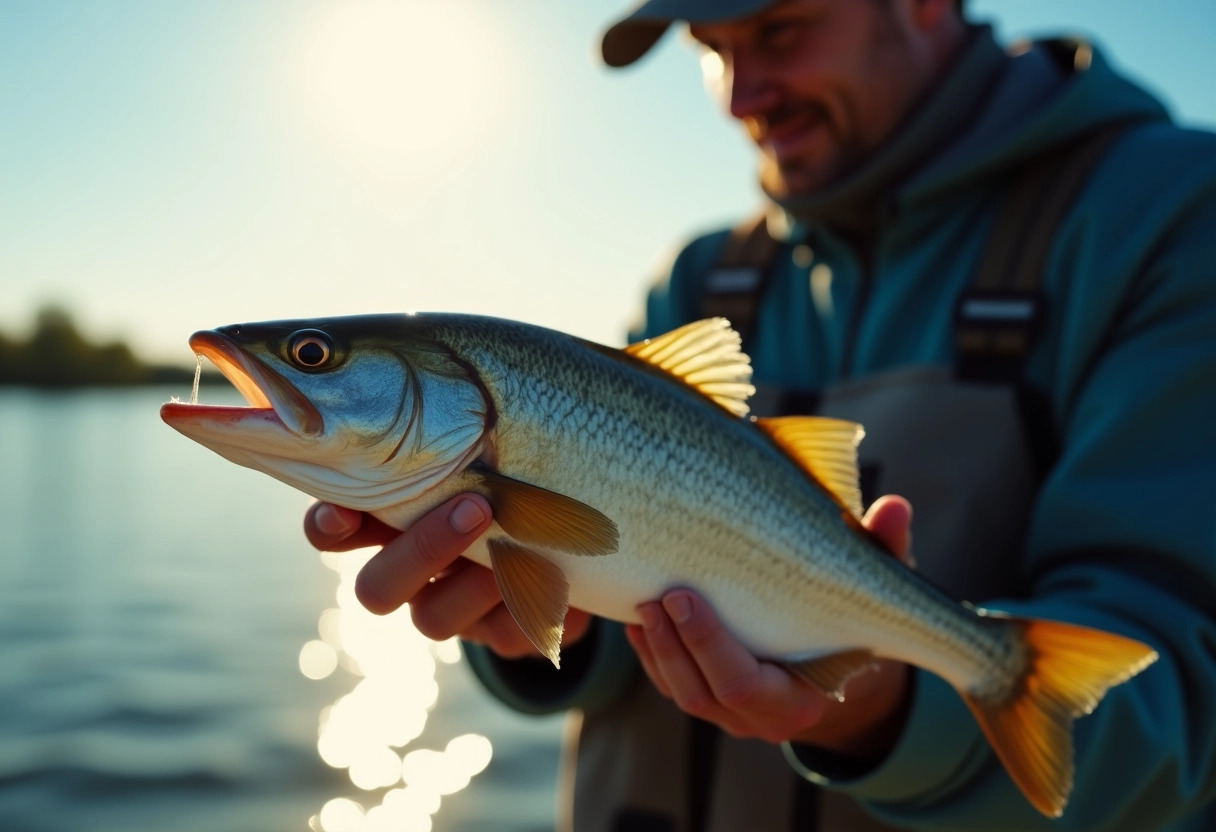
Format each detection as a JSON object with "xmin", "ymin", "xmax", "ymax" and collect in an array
[{"xmin": 299, "ymin": 0, "xmax": 508, "ymax": 174}]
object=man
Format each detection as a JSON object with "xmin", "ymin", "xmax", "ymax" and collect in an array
[{"xmin": 307, "ymin": 0, "xmax": 1216, "ymax": 829}]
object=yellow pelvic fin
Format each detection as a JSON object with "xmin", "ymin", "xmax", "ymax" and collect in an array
[
  {"xmin": 478, "ymin": 468, "xmax": 619, "ymax": 556},
  {"xmin": 963, "ymin": 617, "xmax": 1158, "ymax": 818},
  {"xmin": 624, "ymin": 318, "xmax": 755, "ymax": 418},
  {"xmin": 785, "ymin": 649, "xmax": 879, "ymax": 702},
  {"xmin": 487, "ymin": 539, "xmax": 569, "ymax": 668},
  {"xmin": 755, "ymin": 416, "xmax": 866, "ymax": 521}
]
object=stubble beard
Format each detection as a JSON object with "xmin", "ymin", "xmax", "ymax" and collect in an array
[
  {"xmin": 755, "ymin": 114, "xmax": 869, "ymax": 199},
  {"xmin": 758, "ymin": 9, "xmax": 926, "ymax": 199}
]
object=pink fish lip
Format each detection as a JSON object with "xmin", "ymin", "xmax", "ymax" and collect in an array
[{"xmin": 159, "ymin": 330, "xmax": 324, "ymax": 437}]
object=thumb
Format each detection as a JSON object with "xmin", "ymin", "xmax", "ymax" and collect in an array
[{"xmin": 862, "ymin": 495, "xmax": 914, "ymax": 566}]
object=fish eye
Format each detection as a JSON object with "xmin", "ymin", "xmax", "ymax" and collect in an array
[{"xmin": 288, "ymin": 330, "xmax": 334, "ymax": 370}]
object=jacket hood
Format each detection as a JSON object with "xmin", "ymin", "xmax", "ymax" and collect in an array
[
  {"xmin": 904, "ymin": 35, "xmax": 1169, "ymax": 202},
  {"xmin": 773, "ymin": 27, "xmax": 1170, "ymax": 235}
]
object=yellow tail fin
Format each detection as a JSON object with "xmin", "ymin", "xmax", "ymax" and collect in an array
[{"xmin": 962, "ymin": 618, "xmax": 1158, "ymax": 817}]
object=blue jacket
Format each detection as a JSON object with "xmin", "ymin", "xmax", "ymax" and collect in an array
[{"xmin": 468, "ymin": 29, "xmax": 1216, "ymax": 831}]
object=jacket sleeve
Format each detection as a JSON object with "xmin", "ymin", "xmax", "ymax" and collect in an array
[
  {"xmin": 464, "ymin": 230, "xmax": 734, "ymax": 715},
  {"xmin": 463, "ymin": 620, "xmax": 641, "ymax": 716},
  {"xmin": 787, "ymin": 130, "xmax": 1216, "ymax": 830}
]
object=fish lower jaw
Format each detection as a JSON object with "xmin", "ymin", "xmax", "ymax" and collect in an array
[
  {"xmin": 159, "ymin": 402, "xmax": 287, "ymax": 446},
  {"xmin": 161, "ymin": 401, "xmax": 278, "ymax": 421}
]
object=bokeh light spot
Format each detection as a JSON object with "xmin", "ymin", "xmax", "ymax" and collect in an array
[
  {"xmin": 299, "ymin": 638, "xmax": 339, "ymax": 680},
  {"xmin": 433, "ymin": 637, "xmax": 462, "ymax": 665},
  {"xmin": 318, "ymin": 797, "xmax": 366, "ymax": 832},
  {"xmin": 308, "ymin": 545, "xmax": 496, "ymax": 827}
]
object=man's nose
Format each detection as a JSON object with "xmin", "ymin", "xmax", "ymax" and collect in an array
[{"xmin": 725, "ymin": 56, "xmax": 781, "ymax": 122}]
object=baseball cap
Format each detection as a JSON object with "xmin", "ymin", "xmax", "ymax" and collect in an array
[{"xmin": 600, "ymin": 0, "xmax": 782, "ymax": 68}]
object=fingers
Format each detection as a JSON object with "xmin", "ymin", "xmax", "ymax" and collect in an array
[
  {"xmin": 462, "ymin": 604, "xmax": 596, "ymax": 659},
  {"xmin": 624, "ymin": 497, "xmax": 917, "ymax": 750},
  {"xmin": 355, "ymin": 495, "xmax": 492, "ymax": 615},
  {"xmin": 631, "ymin": 591, "xmax": 825, "ymax": 742},
  {"xmin": 862, "ymin": 494, "xmax": 913, "ymax": 564},
  {"xmin": 625, "ymin": 623, "xmax": 671, "ymax": 697},
  {"xmin": 561, "ymin": 609, "xmax": 594, "ymax": 647},
  {"xmin": 463, "ymin": 603, "xmax": 543, "ymax": 658},
  {"xmin": 409, "ymin": 558, "xmax": 503, "ymax": 640},
  {"xmin": 635, "ymin": 599, "xmax": 720, "ymax": 717},
  {"xmin": 322, "ymin": 493, "xmax": 599, "ymax": 662},
  {"xmin": 304, "ymin": 502, "xmax": 400, "ymax": 552},
  {"xmin": 655, "ymin": 593, "xmax": 769, "ymax": 710}
]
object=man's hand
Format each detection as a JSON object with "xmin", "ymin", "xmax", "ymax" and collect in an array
[
  {"xmin": 624, "ymin": 495, "xmax": 915, "ymax": 759},
  {"xmin": 303, "ymin": 497, "xmax": 594, "ymax": 658}
]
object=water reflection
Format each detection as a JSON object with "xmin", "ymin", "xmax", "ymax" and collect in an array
[
  {"xmin": 0, "ymin": 389, "xmax": 561, "ymax": 832},
  {"xmin": 299, "ymin": 639, "xmax": 339, "ymax": 680},
  {"xmin": 306, "ymin": 547, "xmax": 493, "ymax": 831}
]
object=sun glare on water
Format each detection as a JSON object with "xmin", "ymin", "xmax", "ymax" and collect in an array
[
  {"xmin": 298, "ymin": 0, "xmax": 510, "ymax": 176},
  {"xmin": 305, "ymin": 548, "xmax": 492, "ymax": 832}
]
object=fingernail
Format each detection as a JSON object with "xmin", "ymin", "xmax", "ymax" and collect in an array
[
  {"xmin": 315, "ymin": 503, "xmax": 354, "ymax": 536},
  {"xmin": 663, "ymin": 593, "xmax": 693, "ymax": 624},
  {"xmin": 638, "ymin": 603, "xmax": 661, "ymax": 631},
  {"xmin": 449, "ymin": 498, "xmax": 487, "ymax": 534}
]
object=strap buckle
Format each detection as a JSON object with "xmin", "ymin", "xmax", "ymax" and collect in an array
[
  {"xmin": 954, "ymin": 290, "xmax": 1046, "ymax": 382},
  {"xmin": 704, "ymin": 266, "xmax": 765, "ymax": 295}
]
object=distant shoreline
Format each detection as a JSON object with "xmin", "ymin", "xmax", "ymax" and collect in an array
[
  {"xmin": 0, "ymin": 305, "xmax": 228, "ymax": 389},
  {"xmin": 0, "ymin": 366, "xmax": 229, "ymax": 389}
]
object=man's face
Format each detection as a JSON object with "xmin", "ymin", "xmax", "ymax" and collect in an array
[{"xmin": 691, "ymin": 0, "xmax": 941, "ymax": 197}]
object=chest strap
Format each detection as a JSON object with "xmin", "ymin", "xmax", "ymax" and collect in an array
[
  {"xmin": 698, "ymin": 214, "xmax": 783, "ymax": 348},
  {"xmin": 699, "ymin": 121, "xmax": 1138, "ymax": 389},
  {"xmin": 954, "ymin": 121, "xmax": 1138, "ymax": 382}
]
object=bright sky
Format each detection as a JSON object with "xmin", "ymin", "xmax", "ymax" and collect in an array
[{"xmin": 3, "ymin": 0, "xmax": 1213, "ymax": 364}]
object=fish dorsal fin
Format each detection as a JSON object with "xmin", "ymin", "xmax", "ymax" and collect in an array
[
  {"xmin": 756, "ymin": 416, "xmax": 866, "ymax": 521},
  {"xmin": 784, "ymin": 649, "xmax": 879, "ymax": 702},
  {"xmin": 476, "ymin": 467, "xmax": 619, "ymax": 556},
  {"xmin": 488, "ymin": 538, "xmax": 569, "ymax": 667},
  {"xmin": 625, "ymin": 318, "xmax": 755, "ymax": 418}
]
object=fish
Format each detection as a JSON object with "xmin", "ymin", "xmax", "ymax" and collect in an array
[{"xmin": 160, "ymin": 312, "xmax": 1158, "ymax": 817}]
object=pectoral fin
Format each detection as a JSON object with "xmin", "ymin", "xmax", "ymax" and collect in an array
[
  {"xmin": 488, "ymin": 539, "xmax": 570, "ymax": 668},
  {"xmin": 784, "ymin": 649, "xmax": 879, "ymax": 702},
  {"xmin": 477, "ymin": 467, "xmax": 618, "ymax": 556}
]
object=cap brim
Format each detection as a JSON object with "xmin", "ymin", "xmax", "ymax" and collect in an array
[
  {"xmin": 601, "ymin": 19, "xmax": 672, "ymax": 68},
  {"xmin": 599, "ymin": 0, "xmax": 780, "ymax": 68}
]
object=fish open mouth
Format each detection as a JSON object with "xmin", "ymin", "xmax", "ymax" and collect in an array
[{"xmin": 159, "ymin": 331, "xmax": 323, "ymax": 436}]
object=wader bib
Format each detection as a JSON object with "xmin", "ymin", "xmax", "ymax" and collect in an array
[{"xmin": 563, "ymin": 123, "xmax": 1130, "ymax": 832}]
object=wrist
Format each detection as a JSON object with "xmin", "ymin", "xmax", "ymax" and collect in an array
[{"xmin": 790, "ymin": 659, "xmax": 913, "ymax": 760}]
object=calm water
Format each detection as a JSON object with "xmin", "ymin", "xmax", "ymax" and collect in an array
[{"xmin": 0, "ymin": 388, "xmax": 564, "ymax": 832}]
